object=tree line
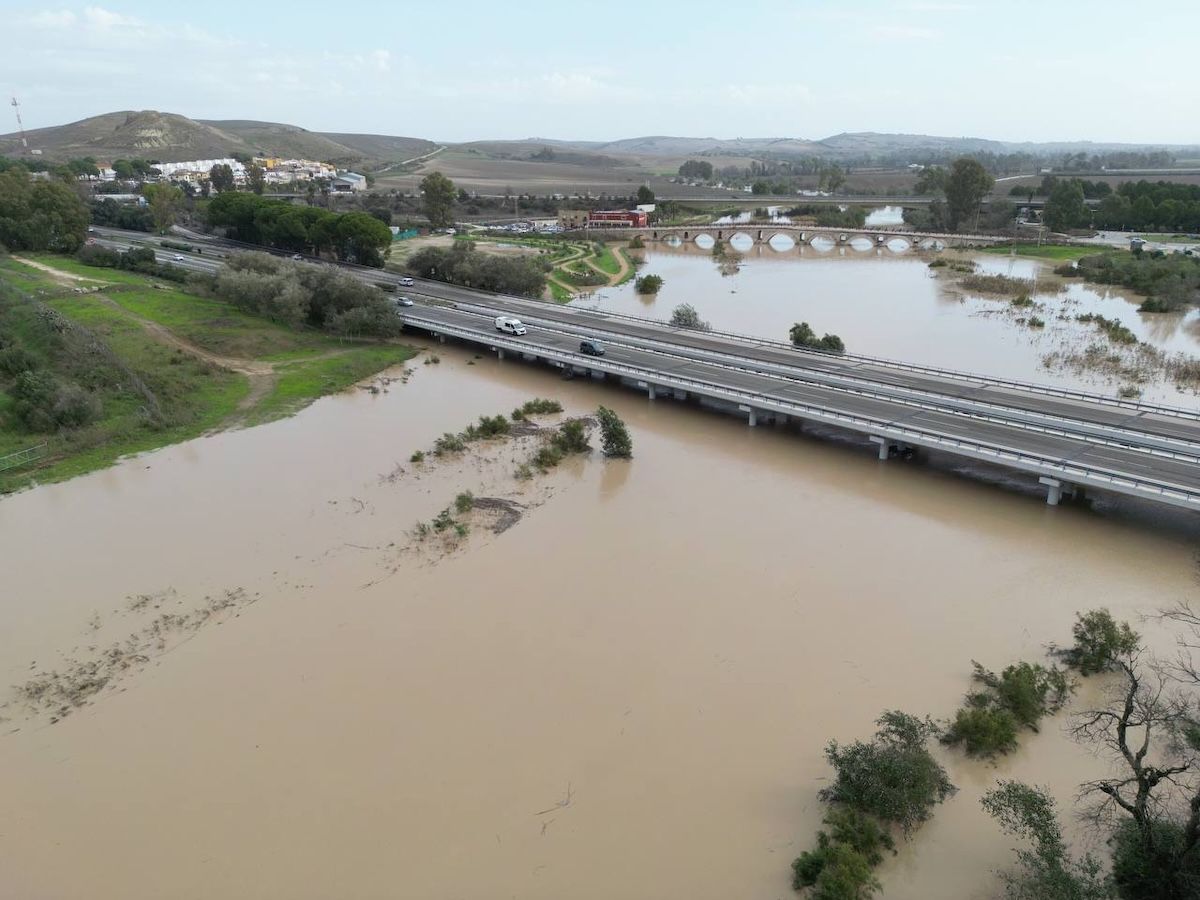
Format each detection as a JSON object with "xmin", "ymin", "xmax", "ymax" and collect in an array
[
  {"xmin": 206, "ymin": 192, "xmax": 393, "ymax": 267},
  {"xmin": 1045, "ymin": 179, "xmax": 1200, "ymax": 233},
  {"xmin": 0, "ymin": 167, "xmax": 90, "ymax": 253},
  {"xmin": 407, "ymin": 240, "xmax": 550, "ymax": 297}
]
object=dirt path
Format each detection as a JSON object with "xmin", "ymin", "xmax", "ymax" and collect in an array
[
  {"xmin": 581, "ymin": 245, "xmax": 632, "ymax": 286},
  {"xmin": 12, "ymin": 256, "xmax": 101, "ymax": 285}
]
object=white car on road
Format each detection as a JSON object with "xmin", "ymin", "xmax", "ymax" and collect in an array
[
  {"xmin": 172, "ymin": 254, "xmax": 185, "ymax": 261},
  {"xmin": 495, "ymin": 316, "xmax": 527, "ymax": 335},
  {"xmin": 399, "ymin": 276, "xmax": 414, "ymax": 286}
]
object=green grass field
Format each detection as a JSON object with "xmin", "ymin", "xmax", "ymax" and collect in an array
[
  {"xmin": 0, "ymin": 256, "xmax": 415, "ymax": 492},
  {"xmin": 980, "ymin": 244, "xmax": 1104, "ymax": 261}
]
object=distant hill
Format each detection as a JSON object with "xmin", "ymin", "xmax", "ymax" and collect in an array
[
  {"xmin": 0, "ymin": 110, "xmax": 436, "ymax": 166},
  {"xmin": 4, "ymin": 110, "xmax": 1197, "ymax": 169}
]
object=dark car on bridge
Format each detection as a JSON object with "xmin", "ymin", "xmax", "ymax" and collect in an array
[{"xmin": 579, "ymin": 338, "xmax": 605, "ymax": 356}]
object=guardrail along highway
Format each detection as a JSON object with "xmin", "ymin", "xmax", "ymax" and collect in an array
[{"xmin": 89, "ymin": 226, "xmax": 1200, "ymax": 511}]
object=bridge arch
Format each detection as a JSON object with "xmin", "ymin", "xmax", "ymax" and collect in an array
[{"xmin": 766, "ymin": 232, "xmax": 796, "ymax": 251}]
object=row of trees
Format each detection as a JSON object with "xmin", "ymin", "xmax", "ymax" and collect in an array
[
  {"xmin": 208, "ymin": 252, "xmax": 401, "ymax": 337},
  {"xmin": 206, "ymin": 192, "xmax": 392, "ymax": 266},
  {"xmin": 0, "ymin": 167, "xmax": 90, "ymax": 253},
  {"xmin": 913, "ymin": 158, "xmax": 996, "ymax": 231},
  {"xmin": 1044, "ymin": 179, "xmax": 1200, "ymax": 233},
  {"xmin": 407, "ymin": 240, "xmax": 550, "ymax": 297}
]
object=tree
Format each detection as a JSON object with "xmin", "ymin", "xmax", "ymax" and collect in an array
[
  {"xmin": 420, "ymin": 171, "xmax": 457, "ymax": 229},
  {"xmin": 678, "ymin": 160, "xmax": 713, "ymax": 181},
  {"xmin": 669, "ymin": 303, "xmax": 707, "ymax": 329},
  {"xmin": 635, "ymin": 274, "xmax": 665, "ymax": 295},
  {"xmin": 112, "ymin": 159, "xmax": 135, "ymax": 179},
  {"xmin": 944, "ymin": 158, "xmax": 995, "ymax": 231},
  {"xmin": 1044, "ymin": 180, "xmax": 1089, "ymax": 233},
  {"xmin": 982, "ymin": 781, "xmax": 1113, "ymax": 899},
  {"xmin": 915, "ymin": 166, "xmax": 948, "ymax": 195},
  {"xmin": 790, "ymin": 321, "xmax": 845, "ymax": 353},
  {"xmin": 247, "ymin": 163, "xmax": 266, "ymax": 195},
  {"xmin": 596, "ymin": 406, "xmax": 632, "ymax": 459},
  {"xmin": 334, "ymin": 211, "xmax": 392, "ymax": 267},
  {"xmin": 1063, "ymin": 608, "xmax": 1200, "ymax": 900},
  {"xmin": 209, "ymin": 163, "xmax": 235, "ymax": 193},
  {"xmin": 820, "ymin": 164, "xmax": 847, "ymax": 193},
  {"xmin": 751, "ymin": 180, "xmax": 771, "ymax": 195},
  {"xmin": 820, "ymin": 711, "xmax": 956, "ymax": 833},
  {"xmin": 0, "ymin": 168, "xmax": 89, "ymax": 252},
  {"xmin": 636, "ymin": 185, "xmax": 655, "ymax": 205},
  {"xmin": 143, "ymin": 183, "xmax": 183, "ymax": 233}
]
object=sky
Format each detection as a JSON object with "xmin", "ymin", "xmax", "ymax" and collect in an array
[{"xmin": 2, "ymin": 0, "xmax": 1198, "ymax": 145}]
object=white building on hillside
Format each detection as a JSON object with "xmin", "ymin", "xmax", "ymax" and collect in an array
[{"xmin": 331, "ymin": 172, "xmax": 367, "ymax": 192}]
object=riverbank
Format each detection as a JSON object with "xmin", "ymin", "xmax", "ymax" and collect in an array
[{"xmin": 0, "ymin": 255, "xmax": 415, "ymax": 493}]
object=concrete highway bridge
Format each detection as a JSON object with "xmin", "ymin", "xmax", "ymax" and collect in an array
[
  {"xmin": 91, "ymin": 226, "xmax": 1200, "ymax": 513},
  {"xmin": 586, "ymin": 225, "xmax": 998, "ymax": 249}
]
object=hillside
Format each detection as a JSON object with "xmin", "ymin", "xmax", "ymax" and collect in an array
[
  {"xmin": 0, "ymin": 110, "xmax": 436, "ymax": 165},
  {"xmin": 0, "ymin": 111, "xmax": 249, "ymax": 162}
]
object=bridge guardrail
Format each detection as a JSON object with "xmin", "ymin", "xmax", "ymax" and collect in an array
[
  {"xmin": 474, "ymin": 296, "xmax": 1200, "ymax": 421},
  {"xmin": 402, "ymin": 313, "xmax": 1200, "ymax": 508},
  {"xmin": 443, "ymin": 304, "xmax": 1200, "ymax": 463}
]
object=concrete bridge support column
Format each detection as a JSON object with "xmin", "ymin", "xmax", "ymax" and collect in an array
[
  {"xmin": 1038, "ymin": 477, "xmax": 1077, "ymax": 506},
  {"xmin": 497, "ymin": 348, "xmax": 505, "ymax": 360},
  {"xmin": 747, "ymin": 409, "xmax": 759, "ymax": 427},
  {"xmin": 870, "ymin": 435, "xmax": 891, "ymax": 461},
  {"xmin": 647, "ymin": 384, "xmax": 657, "ymax": 400},
  {"xmin": 437, "ymin": 334, "xmax": 446, "ymax": 343}
]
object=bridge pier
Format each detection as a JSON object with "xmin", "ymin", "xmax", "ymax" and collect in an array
[
  {"xmin": 497, "ymin": 348, "xmax": 505, "ymax": 360},
  {"xmin": 1039, "ymin": 477, "xmax": 1077, "ymax": 506},
  {"xmin": 870, "ymin": 435, "xmax": 891, "ymax": 460},
  {"xmin": 647, "ymin": 384, "xmax": 657, "ymax": 400}
]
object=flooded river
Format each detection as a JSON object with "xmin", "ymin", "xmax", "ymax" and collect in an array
[
  {"xmin": 573, "ymin": 243, "xmax": 1200, "ymax": 407},
  {"xmin": 2, "ymin": 345, "xmax": 1197, "ymax": 900}
]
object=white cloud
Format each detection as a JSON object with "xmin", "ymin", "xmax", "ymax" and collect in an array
[
  {"xmin": 870, "ymin": 24, "xmax": 941, "ymax": 41},
  {"xmin": 82, "ymin": 6, "xmax": 140, "ymax": 28},
  {"xmin": 26, "ymin": 9, "xmax": 78, "ymax": 27}
]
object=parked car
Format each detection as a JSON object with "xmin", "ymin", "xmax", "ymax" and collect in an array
[
  {"xmin": 172, "ymin": 254, "xmax": 185, "ymax": 261},
  {"xmin": 579, "ymin": 338, "xmax": 605, "ymax": 356},
  {"xmin": 494, "ymin": 316, "xmax": 527, "ymax": 335},
  {"xmin": 399, "ymin": 276, "xmax": 414, "ymax": 286},
  {"xmin": 396, "ymin": 296, "xmax": 414, "ymax": 307}
]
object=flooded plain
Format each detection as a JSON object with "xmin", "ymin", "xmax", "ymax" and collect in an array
[
  {"xmin": 2, "ymin": 342, "xmax": 1199, "ymax": 900},
  {"xmin": 573, "ymin": 242, "xmax": 1200, "ymax": 407}
]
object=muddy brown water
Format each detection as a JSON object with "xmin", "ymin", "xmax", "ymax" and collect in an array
[
  {"xmin": 575, "ymin": 245, "xmax": 1200, "ymax": 407},
  {"xmin": 2, "ymin": 347, "xmax": 1198, "ymax": 899}
]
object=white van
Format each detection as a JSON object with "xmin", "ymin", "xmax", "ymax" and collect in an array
[{"xmin": 495, "ymin": 316, "xmax": 527, "ymax": 335}]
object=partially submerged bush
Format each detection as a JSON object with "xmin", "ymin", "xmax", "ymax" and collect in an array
[
  {"xmin": 790, "ymin": 321, "xmax": 846, "ymax": 354},
  {"xmin": 820, "ymin": 711, "xmax": 956, "ymax": 833},
  {"xmin": 454, "ymin": 491, "xmax": 474, "ymax": 514},
  {"xmin": 792, "ymin": 807, "xmax": 895, "ymax": 892},
  {"xmin": 943, "ymin": 702, "xmax": 1019, "ymax": 757},
  {"xmin": 597, "ymin": 405, "xmax": 633, "ymax": 458},
  {"xmin": 669, "ymin": 302, "xmax": 708, "ymax": 330},
  {"xmin": 635, "ymin": 273, "xmax": 664, "ymax": 295},
  {"xmin": 1059, "ymin": 608, "xmax": 1140, "ymax": 675}
]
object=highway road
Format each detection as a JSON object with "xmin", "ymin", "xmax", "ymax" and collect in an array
[{"xmin": 87, "ymin": 226, "xmax": 1200, "ymax": 510}]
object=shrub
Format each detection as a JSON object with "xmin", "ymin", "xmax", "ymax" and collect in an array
[
  {"xmin": 597, "ymin": 405, "xmax": 633, "ymax": 458},
  {"xmin": 635, "ymin": 274, "xmax": 665, "ymax": 294},
  {"xmin": 790, "ymin": 321, "xmax": 846, "ymax": 354},
  {"xmin": 519, "ymin": 397, "xmax": 563, "ymax": 416},
  {"xmin": 629, "ymin": 235, "xmax": 645, "ymax": 249},
  {"xmin": 433, "ymin": 432, "xmax": 467, "ymax": 455},
  {"xmin": 1027, "ymin": 316, "xmax": 1045, "ymax": 328},
  {"xmin": 1011, "ymin": 293, "xmax": 1034, "ymax": 307},
  {"xmin": 820, "ymin": 711, "xmax": 955, "ymax": 833},
  {"xmin": 551, "ymin": 419, "xmax": 590, "ymax": 454},
  {"xmin": 0, "ymin": 344, "xmax": 36, "ymax": 376},
  {"xmin": 10, "ymin": 369, "xmax": 100, "ymax": 432},
  {"xmin": 410, "ymin": 450, "xmax": 425, "ymax": 463},
  {"xmin": 1076, "ymin": 313, "xmax": 1138, "ymax": 345},
  {"xmin": 1111, "ymin": 818, "xmax": 1200, "ymax": 900},
  {"xmin": 432, "ymin": 508, "xmax": 454, "ymax": 532},
  {"xmin": 792, "ymin": 807, "xmax": 895, "ymax": 890},
  {"xmin": 514, "ymin": 463, "xmax": 533, "ymax": 480},
  {"xmin": 669, "ymin": 302, "xmax": 708, "ymax": 330},
  {"xmin": 454, "ymin": 491, "xmax": 474, "ymax": 514},
  {"xmin": 1060, "ymin": 609, "xmax": 1140, "ymax": 675},
  {"xmin": 806, "ymin": 843, "xmax": 882, "ymax": 900},
  {"xmin": 474, "ymin": 414, "xmax": 510, "ymax": 438},
  {"xmin": 974, "ymin": 661, "xmax": 1070, "ymax": 730},
  {"xmin": 943, "ymin": 704, "xmax": 1019, "ymax": 757},
  {"xmin": 532, "ymin": 444, "xmax": 565, "ymax": 470}
]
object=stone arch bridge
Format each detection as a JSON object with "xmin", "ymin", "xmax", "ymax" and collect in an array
[{"xmin": 585, "ymin": 225, "xmax": 997, "ymax": 250}]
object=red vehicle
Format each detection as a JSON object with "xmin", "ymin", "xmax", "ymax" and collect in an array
[{"xmin": 587, "ymin": 210, "xmax": 648, "ymax": 228}]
